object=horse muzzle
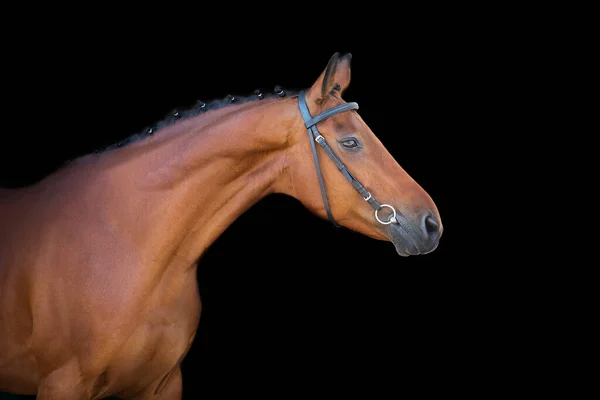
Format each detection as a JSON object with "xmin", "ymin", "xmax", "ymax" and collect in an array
[{"xmin": 387, "ymin": 211, "xmax": 443, "ymax": 257}]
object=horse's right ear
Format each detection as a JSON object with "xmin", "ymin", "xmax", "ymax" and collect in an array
[{"xmin": 305, "ymin": 52, "xmax": 352, "ymax": 111}]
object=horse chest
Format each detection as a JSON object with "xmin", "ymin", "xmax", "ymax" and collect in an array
[
  {"xmin": 107, "ymin": 275, "xmax": 201, "ymax": 393},
  {"xmin": 122, "ymin": 315, "xmax": 195, "ymax": 370}
]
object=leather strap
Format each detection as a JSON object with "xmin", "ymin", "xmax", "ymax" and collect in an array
[
  {"xmin": 298, "ymin": 90, "xmax": 383, "ymax": 227},
  {"xmin": 302, "ymin": 103, "xmax": 359, "ymax": 128}
]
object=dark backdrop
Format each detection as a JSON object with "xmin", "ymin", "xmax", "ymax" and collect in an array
[{"xmin": 0, "ymin": 11, "xmax": 530, "ymax": 399}]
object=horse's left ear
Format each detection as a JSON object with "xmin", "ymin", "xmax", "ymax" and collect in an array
[{"xmin": 306, "ymin": 52, "xmax": 352, "ymax": 106}]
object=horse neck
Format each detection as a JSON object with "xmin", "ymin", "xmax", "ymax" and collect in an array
[{"xmin": 96, "ymin": 96, "xmax": 300, "ymax": 271}]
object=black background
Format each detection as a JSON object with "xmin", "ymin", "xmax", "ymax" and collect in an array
[{"xmin": 0, "ymin": 8, "xmax": 548, "ymax": 399}]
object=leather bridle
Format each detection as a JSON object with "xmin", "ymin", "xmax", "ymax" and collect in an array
[{"xmin": 297, "ymin": 89, "xmax": 399, "ymax": 227}]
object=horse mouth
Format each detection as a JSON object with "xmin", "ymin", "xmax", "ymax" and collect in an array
[{"xmin": 388, "ymin": 222, "xmax": 421, "ymax": 257}]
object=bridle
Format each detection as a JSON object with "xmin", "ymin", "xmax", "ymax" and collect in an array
[{"xmin": 297, "ymin": 89, "xmax": 399, "ymax": 228}]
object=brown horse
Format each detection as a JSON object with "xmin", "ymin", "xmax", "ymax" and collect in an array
[{"xmin": 0, "ymin": 52, "xmax": 442, "ymax": 399}]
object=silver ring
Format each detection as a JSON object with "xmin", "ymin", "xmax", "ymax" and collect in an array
[{"xmin": 375, "ymin": 204, "xmax": 397, "ymax": 225}]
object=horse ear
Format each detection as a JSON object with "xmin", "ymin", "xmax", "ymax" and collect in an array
[{"xmin": 306, "ymin": 52, "xmax": 352, "ymax": 107}]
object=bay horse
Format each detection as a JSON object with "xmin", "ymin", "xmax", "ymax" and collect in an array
[{"xmin": 0, "ymin": 52, "xmax": 442, "ymax": 399}]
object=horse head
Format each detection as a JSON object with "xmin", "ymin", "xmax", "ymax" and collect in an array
[{"xmin": 283, "ymin": 52, "xmax": 443, "ymax": 256}]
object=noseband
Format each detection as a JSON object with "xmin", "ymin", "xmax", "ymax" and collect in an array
[{"xmin": 297, "ymin": 90, "xmax": 398, "ymax": 227}]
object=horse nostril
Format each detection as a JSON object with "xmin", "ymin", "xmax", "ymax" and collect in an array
[
  {"xmin": 422, "ymin": 214, "xmax": 441, "ymax": 241},
  {"xmin": 425, "ymin": 216, "xmax": 438, "ymax": 234}
]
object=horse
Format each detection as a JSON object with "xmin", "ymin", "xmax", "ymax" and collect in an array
[{"xmin": 0, "ymin": 52, "xmax": 442, "ymax": 399}]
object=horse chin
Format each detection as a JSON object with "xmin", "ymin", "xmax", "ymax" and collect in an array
[{"xmin": 393, "ymin": 241, "xmax": 418, "ymax": 257}]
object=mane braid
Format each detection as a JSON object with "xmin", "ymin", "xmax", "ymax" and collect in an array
[{"xmin": 98, "ymin": 87, "xmax": 299, "ymax": 154}]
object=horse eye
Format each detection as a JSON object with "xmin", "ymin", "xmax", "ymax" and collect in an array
[{"xmin": 340, "ymin": 138, "xmax": 359, "ymax": 149}]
